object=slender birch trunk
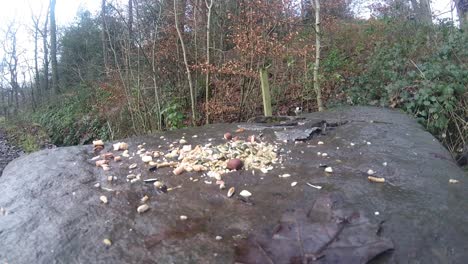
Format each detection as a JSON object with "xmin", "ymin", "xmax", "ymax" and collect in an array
[
  {"xmin": 205, "ymin": 0, "xmax": 213, "ymax": 124},
  {"xmin": 174, "ymin": 0, "xmax": 196, "ymax": 125},
  {"xmin": 313, "ymin": 0, "xmax": 323, "ymax": 111}
]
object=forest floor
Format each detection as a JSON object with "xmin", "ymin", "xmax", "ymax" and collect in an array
[{"xmin": 0, "ymin": 129, "xmax": 22, "ymax": 176}]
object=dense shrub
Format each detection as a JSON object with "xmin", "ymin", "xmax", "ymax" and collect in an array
[
  {"xmin": 346, "ymin": 20, "xmax": 467, "ymax": 154},
  {"xmin": 32, "ymin": 85, "xmax": 111, "ymax": 146}
]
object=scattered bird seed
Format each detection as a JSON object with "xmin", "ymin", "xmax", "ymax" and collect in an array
[
  {"xmin": 374, "ymin": 211, "xmax": 380, "ymax": 216},
  {"xmin": 173, "ymin": 165, "xmax": 186, "ymax": 175},
  {"xmin": 167, "ymin": 185, "xmax": 182, "ymax": 191},
  {"xmin": 291, "ymin": 181, "xmax": 298, "ymax": 187},
  {"xmin": 383, "ymin": 162, "xmax": 388, "ymax": 166},
  {"xmin": 367, "ymin": 169, "xmax": 375, "ymax": 175},
  {"xmin": 321, "ymin": 153, "xmax": 328, "ymax": 157},
  {"xmin": 350, "ymin": 142, "xmax": 355, "ymax": 146},
  {"xmin": 279, "ymin": 173, "xmax": 291, "ymax": 178},
  {"xmin": 137, "ymin": 204, "xmax": 150, "ymax": 214},
  {"xmin": 192, "ymin": 164, "xmax": 206, "ymax": 172},
  {"xmin": 318, "ymin": 141, "xmax": 324, "ymax": 145},
  {"xmin": 95, "ymin": 160, "xmax": 108, "ymax": 167},
  {"xmin": 93, "ymin": 140, "xmax": 104, "ymax": 147},
  {"xmin": 94, "ymin": 183, "xmax": 100, "ymax": 188},
  {"xmin": 154, "ymin": 181, "xmax": 163, "ymax": 188},
  {"xmin": 107, "ymin": 176, "xmax": 113, "ymax": 182},
  {"xmin": 179, "ymin": 139, "xmax": 187, "ymax": 144},
  {"xmin": 141, "ymin": 155, "xmax": 152, "ymax": 163},
  {"xmin": 128, "ymin": 163, "xmax": 137, "ymax": 169},
  {"xmin": 368, "ymin": 176, "xmax": 385, "ymax": 183},
  {"xmin": 103, "ymin": 153, "xmax": 114, "ymax": 160},
  {"xmin": 141, "ymin": 195, "xmax": 149, "ymax": 203},
  {"xmin": 227, "ymin": 187, "xmax": 235, "ymax": 197},
  {"xmin": 103, "ymin": 239, "xmax": 112, "ymax": 246},
  {"xmin": 180, "ymin": 215, "xmax": 188, "ymax": 220},
  {"xmin": 239, "ymin": 190, "xmax": 252, "ymax": 198},
  {"xmin": 306, "ymin": 182, "xmax": 322, "ymax": 190},
  {"xmin": 324, "ymin": 167, "xmax": 333, "ymax": 173},
  {"xmin": 143, "ymin": 178, "xmax": 158, "ymax": 183},
  {"xmin": 215, "ymin": 236, "xmax": 223, "ymax": 241},
  {"xmin": 449, "ymin": 179, "xmax": 459, "ymax": 184},
  {"xmin": 100, "ymin": 196, "xmax": 108, "ymax": 204}
]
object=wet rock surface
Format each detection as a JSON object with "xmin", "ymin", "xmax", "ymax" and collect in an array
[{"xmin": 0, "ymin": 106, "xmax": 467, "ymax": 263}]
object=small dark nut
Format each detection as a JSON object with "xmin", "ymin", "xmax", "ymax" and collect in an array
[
  {"xmin": 227, "ymin": 158, "xmax": 243, "ymax": 170},
  {"xmin": 93, "ymin": 145, "xmax": 104, "ymax": 152},
  {"xmin": 104, "ymin": 153, "xmax": 114, "ymax": 160},
  {"xmin": 224, "ymin": 132, "xmax": 233, "ymax": 140}
]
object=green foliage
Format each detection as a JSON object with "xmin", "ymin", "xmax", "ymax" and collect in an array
[
  {"xmin": 32, "ymin": 85, "xmax": 111, "ymax": 146},
  {"xmin": 18, "ymin": 134, "xmax": 40, "ymax": 153},
  {"xmin": 161, "ymin": 102, "xmax": 185, "ymax": 130},
  {"xmin": 0, "ymin": 119, "xmax": 48, "ymax": 153},
  {"xmin": 347, "ymin": 21, "xmax": 467, "ymax": 153}
]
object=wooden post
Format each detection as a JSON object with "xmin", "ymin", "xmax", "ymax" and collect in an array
[{"xmin": 260, "ymin": 68, "xmax": 272, "ymax": 117}]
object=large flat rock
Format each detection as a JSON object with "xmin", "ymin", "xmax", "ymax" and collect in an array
[{"xmin": 0, "ymin": 107, "xmax": 467, "ymax": 263}]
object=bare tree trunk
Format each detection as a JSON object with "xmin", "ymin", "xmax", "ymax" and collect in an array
[
  {"xmin": 411, "ymin": 0, "xmax": 432, "ymax": 24},
  {"xmin": 174, "ymin": 0, "xmax": 196, "ymax": 125},
  {"xmin": 313, "ymin": 0, "xmax": 323, "ymax": 111},
  {"xmin": 28, "ymin": 71, "xmax": 36, "ymax": 112},
  {"xmin": 419, "ymin": 0, "xmax": 432, "ymax": 24},
  {"xmin": 101, "ymin": 0, "xmax": 108, "ymax": 75},
  {"xmin": 32, "ymin": 16, "xmax": 41, "ymax": 103},
  {"xmin": 455, "ymin": 0, "xmax": 468, "ymax": 28},
  {"xmin": 50, "ymin": 0, "xmax": 59, "ymax": 94},
  {"xmin": 205, "ymin": 0, "xmax": 213, "ymax": 124},
  {"xmin": 42, "ymin": 6, "xmax": 50, "ymax": 93},
  {"xmin": 128, "ymin": 0, "xmax": 133, "ymax": 41},
  {"xmin": 0, "ymin": 86, "xmax": 6, "ymax": 118},
  {"xmin": 2, "ymin": 26, "xmax": 21, "ymax": 114},
  {"xmin": 193, "ymin": 0, "xmax": 199, "ymax": 100},
  {"xmin": 151, "ymin": 6, "xmax": 163, "ymax": 130},
  {"xmin": 301, "ymin": 0, "xmax": 313, "ymax": 21}
]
